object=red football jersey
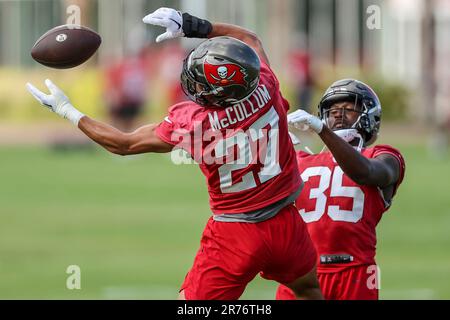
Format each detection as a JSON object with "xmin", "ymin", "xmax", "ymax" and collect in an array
[
  {"xmin": 295, "ymin": 145, "xmax": 405, "ymax": 272},
  {"xmin": 156, "ymin": 60, "xmax": 301, "ymax": 214}
]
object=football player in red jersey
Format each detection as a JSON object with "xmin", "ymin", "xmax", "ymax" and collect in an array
[
  {"xmin": 276, "ymin": 79, "xmax": 406, "ymax": 300},
  {"xmin": 26, "ymin": 8, "xmax": 323, "ymax": 300}
]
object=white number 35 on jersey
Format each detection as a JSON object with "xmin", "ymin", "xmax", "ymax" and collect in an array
[{"xmin": 299, "ymin": 166, "xmax": 365, "ymax": 223}]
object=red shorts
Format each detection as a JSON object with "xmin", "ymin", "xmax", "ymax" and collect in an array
[
  {"xmin": 276, "ymin": 265, "xmax": 379, "ymax": 300},
  {"xmin": 181, "ymin": 204, "xmax": 317, "ymax": 300}
]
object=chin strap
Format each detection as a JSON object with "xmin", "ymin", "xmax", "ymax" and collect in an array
[
  {"xmin": 334, "ymin": 129, "xmax": 364, "ymax": 152},
  {"xmin": 334, "ymin": 129, "xmax": 359, "ymax": 142},
  {"xmin": 320, "ymin": 129, "xmax": 364, "ymax": 153}
]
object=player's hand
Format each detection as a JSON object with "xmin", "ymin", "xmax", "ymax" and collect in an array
[
  {"xmin": 143, "ymin": 7, "xmax": 184, "ymax": 43},
  {"xmin": 26, "ymin": 79, "xmax": 84, "ymax": 126},
  {"xmin": 287, "ymin": 109, "xmax": 323, "ymax": 134}
]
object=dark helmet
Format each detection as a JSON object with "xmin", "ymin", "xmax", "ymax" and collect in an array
[
  {"xmin": 180, "ymin": 36, "xmax": 261, "ymax": 107},
  {"xmin": 318, "ymin": 79, "xmax": 382, "ymax": 146}
]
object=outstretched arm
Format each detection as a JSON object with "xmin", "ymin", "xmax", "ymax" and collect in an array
[
  {"xmin": 78, "ymin": 118, "xmax": 172, "ymax": 155},
  {"xmin": 26, "ymin": 79, "xmax": 173, "ymax": 156},
  {"xmin": 143, "ymin": 7, "xmax": 270, "ymax": 65},
  {"xmin": 317, "ymin": 125, "xmax": 400, "ymax": 187},
  {"xmin": 287, "ymin": 109, "xmax": 400, "ymax": 188}
]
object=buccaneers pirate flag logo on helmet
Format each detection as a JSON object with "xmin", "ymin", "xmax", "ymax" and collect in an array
[{"xmin": 204, "ymin": 61, "xmax": 248, "ymax": 88}]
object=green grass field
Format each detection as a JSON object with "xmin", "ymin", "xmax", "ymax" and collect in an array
[{"xmin": 1, "ymin": 143, "xmax": 450, "ymax": 299}]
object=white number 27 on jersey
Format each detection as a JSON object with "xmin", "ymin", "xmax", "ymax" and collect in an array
[
  {"xmin": 299, "ymin": 166, "xmax": 365, "ymax": 223},
  {"xmin": 216, "ymin": 107, "xmax": 282, "ymax": 193}
]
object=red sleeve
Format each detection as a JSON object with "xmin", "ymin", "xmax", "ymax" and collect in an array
[
  {"xmin": 296, "ymin": 150, "xmax": 312, "ymax": 161},
  {"xmin": 372, "ymin": 144, "xmax": 406, "ymax": 194},
  {"xmin": 155, "ymin": 102, "xmax": 195, "ymax": 152}
]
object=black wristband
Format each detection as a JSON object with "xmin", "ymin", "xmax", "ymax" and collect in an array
[{"xmin": 182, "ymin": 12, "xmax": 212, "ymax": 38}]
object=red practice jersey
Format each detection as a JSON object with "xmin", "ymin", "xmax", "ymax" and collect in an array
[
  {"xmin": 156, "ymin": 61, "xmax": 301, "ymax": 214},
  {"xmin": 295, "ymin": 145, "xmax": 405, "ymax": 272}
]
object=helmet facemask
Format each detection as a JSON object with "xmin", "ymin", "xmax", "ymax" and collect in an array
[
  {"xmin": 318, "ymin": 79, "xmax": 382, "ymax": 147},
  {"xmin": 319, "ymin": 92, "xmax": 379, "ymax": 145},
  {"xmin": 320, "ymin": 92, "xmax": 377, "ymax": 148},
  {"xmin": 181, "ymin": 51, "xmax": 226, "ymax": 107}
]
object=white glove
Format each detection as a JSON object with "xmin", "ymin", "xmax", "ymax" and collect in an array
[
  {"xmin": 143, "ymin": 7, "xmax": 184, "ymax": 43},
  {"xmin": 287, "ymin": 109, "xmax": 323, "ymax": 134},
  {"xmin": 26, "ymin": 79, "xmax": 84, "ymax": 126}
]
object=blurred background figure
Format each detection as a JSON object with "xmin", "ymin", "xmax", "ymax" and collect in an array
[
  {"xmin": 286, "ymin": 33, "xmax": 314, "ymax": 113},
  {"xmin": 156, "ymin": 42, "xmax": 187, "ymax": 106},
  {"xmin": 103, "ymin": 49, "xmax": 150, "ymax": 132}
]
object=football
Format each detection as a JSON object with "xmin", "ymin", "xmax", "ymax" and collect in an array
[{"xmin": 31, "ymin": 24, "xmax": 102, "ymax": 69}]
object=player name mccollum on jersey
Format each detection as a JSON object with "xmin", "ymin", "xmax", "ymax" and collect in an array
[{"xmin": 208, "ymin": 84, "xmax": 272, "ymax": 131}]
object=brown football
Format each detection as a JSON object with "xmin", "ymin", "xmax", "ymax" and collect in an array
[{"xmin": 31, "ymin": 24, "xmax": 102, "ymax": 69}]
